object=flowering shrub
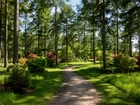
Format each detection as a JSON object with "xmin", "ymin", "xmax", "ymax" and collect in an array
[
  {"xmin": 27, "ymin": 57, "xmax": 47, "ymax": 73},
  {"xmin": 106, "ymin": 53, "xmax": 138, "ymax": 73},
  {"xmin": 19, "ymin": 58, "xmax": 28, "ymax": 65},
  {"xmin": 27, "ymin": 54, "xmax": 38, "ymax": 59},
  {"xmin": 47, "ymin": 52, "xmax": 56, "ymax": 67},
  {"xmin": 113, "ymin": 53, "xmax": 138, "ymax": 72},
  {"xmin": 135, "ymin": 56, "xmax": 140, "ymax": 70}
]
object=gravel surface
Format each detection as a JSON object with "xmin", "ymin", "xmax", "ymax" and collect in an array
[{"xmin": 47, "ymin": 67, "xmax": 101, "ymax": 105}]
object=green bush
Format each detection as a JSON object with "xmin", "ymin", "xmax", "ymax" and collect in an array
[
  {"xmin": 7, "ymin": 64, "xmax": 30, "ymax": 94},
  {"xmin": 47, "ymin": 58, "xmax": 54, "ymax": 67},
  {"xmin": 27, "ymin": 57, "xmax": 47, "ymax": 73}
]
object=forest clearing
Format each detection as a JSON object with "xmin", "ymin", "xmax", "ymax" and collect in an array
[{"xmin": 0, "ymin": 0, "xmax": 140, "ymax": 104}]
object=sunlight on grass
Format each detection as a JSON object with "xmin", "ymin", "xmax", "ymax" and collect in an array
[
  {"xmin": 13, "ymin": 68, "xmax": 63, "ymax": 105},
  {"xmin": 0, "ymin": 65, "xmax": 63, "ymax": 105},
  {"xmin": 74, "ymin": 63, "xmax": 139, "ymax": 105}
]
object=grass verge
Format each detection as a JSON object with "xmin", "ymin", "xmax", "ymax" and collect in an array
[
  {"xmin": 73, "ymin": 62, "xmax": 139, "ymax": 105},
  {"xmin": 0, "ymin": 67, "xmax": 63, "ymax": 105}
]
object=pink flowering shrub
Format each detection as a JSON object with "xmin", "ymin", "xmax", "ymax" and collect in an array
[{"xmin": 107, "ymin": 53, "xmax": 138, "ymax": 72}]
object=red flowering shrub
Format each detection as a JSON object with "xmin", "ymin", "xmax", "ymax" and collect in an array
[
  {"xmin": 135, "ymin": 56, "xmax": 140, "ymax": 70},
  {"xmin": 47, "ymin": 52, "xmax": 56, "ymax": 67},
  {"xmin": 106, "ymin": 53, "xmax": 138, "ymax": 72},
  {"xmin": 27, "ymin": 54, "xmax": 38, "ymax": 59},
  {"xmin": 47, "ymin": 52, "xmax": 56, "ymax": 62}
]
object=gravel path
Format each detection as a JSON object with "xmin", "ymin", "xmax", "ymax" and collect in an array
[{"xmin": 47, "ymin": 66, "xmax": 101, "ymax": 105}]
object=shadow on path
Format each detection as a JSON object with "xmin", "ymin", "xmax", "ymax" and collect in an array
[{"xmin": 47, "ymin": 67, "xmax": 101, "ymax": 105}]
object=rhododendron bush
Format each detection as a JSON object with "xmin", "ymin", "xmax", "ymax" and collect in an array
[{"xmin": 106, "ymin": 53, "xmax": 138, "ymax": 72}]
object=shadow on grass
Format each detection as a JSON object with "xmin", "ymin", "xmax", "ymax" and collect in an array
[
  {"xmin": 74, "ymin": 67, "xmax": 137, "ymax": 105},
  {"xmin": 12, "ymin": 69, "xmax": 63, "ymax": 105}
]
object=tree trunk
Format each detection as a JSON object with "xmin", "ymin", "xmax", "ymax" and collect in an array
[
  {"xmin": 55, "ymin": 5, "xmax": 58, "ymax": 65},
  {"xmin": 4, "ymin": 0, "xmax": 8, "ymax": 68},
  {"xmin": 44, "ymin": 27, "xmax": 47, "ymax": 57},
  {"xmin": 44, "ymin": 36, "xmax": 47, "ymax": 57},
  {"xmin": 114, "ymin": 40, "xmax": 116, "ymax": 55},
  {"xmin": 116, "ymin": 9, "xmax": 119, "ymax": 54},
  {"xmin": 129, "ymin": 32, "xmax": 132, "ymax": 57},
  {"xmin": 102, "ymin": 0, "xmax": 106, "ymax": 69},
  {"xmin": 38, "ymin": 35, "xmax": 40, "ymax": 55},
  {"xmin": 66, "ymin": 18, "xmax": 68, "ymax": 61},
  {"xmin": 139, "ymin": 35, "xmax": 140, "ymax": 56},
  {"xmin": 24, "ymin": 13, "xmax": 27, "ymax": 57},
  {"xmin": 0, "ymin": 0, "xmax": 2, "ymax": 64},
  {"xmin": 13, "ymin": 0, "xmax": 19, "ymax": 64},
  {"xmin": 84, "ymin": 22, "xmax": 86, "ymax": 62},
  {"xmin": 92, "ymin": 25, "xmax": 96, "ymax": 63}
]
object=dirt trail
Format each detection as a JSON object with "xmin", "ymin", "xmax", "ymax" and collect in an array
[{"xmin": 47, "ymin": 67, "xmax": 101, "ymax": 105}]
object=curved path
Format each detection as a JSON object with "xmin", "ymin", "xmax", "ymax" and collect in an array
[{"xmin": 47, "ymin": 67, "xmax": 101, "ymax": 105}]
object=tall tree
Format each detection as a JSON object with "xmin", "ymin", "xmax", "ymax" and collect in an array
[
  {"xmin": 13, "ymin": 0, "xmax": 19, "ymax": 64},
  {"xmin": 54, "ymin": 3, "xmax": 58, "ymax": 65},
  {"xmin": 102, "ymin": 0, "xmax": 106, "ymax": 69},
  {"xmin": 4, "ymin": 0, "xmax": 8, "ymax": 67},
  {"xmin": 0, "ymin": 0, "xmax": 2, "ymax": 64}
]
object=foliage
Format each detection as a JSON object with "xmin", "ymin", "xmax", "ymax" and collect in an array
[
  {"xmin": 18, "ymin": 58, "xmax": 28, "ymax": 65},
  {"xmin": 0, "ymin": 64, "xmax": 64, "ymax": 105},
  {"xmin": 47, "ymin": 52, "xmax": 56, "ymax": 67},
  {"xmin": 135, "ymin": 56, "xmax": 140, "ymax": 70},
  {"xmin": 27, "ymin": 54, "xmax": 38, "ymax": 59},
  {"xmin": 113, "ymin": 53, "xmax": 138, "ymax": 72},
  {"xmin": 6, "ymin": 65, "xmax": 14, "ymax": 72},
  {"xmin": 106, "ymin": 53, "xmax": 138, "ymax": 72},
  {"xmin": 96, "ymin": 50, "xmax": 103, "ymax": 61},
  {"xmin": 6, "ymin": 64, "xmax": 30, "ymax": 94},
  {"xmin": 27, "ymin": 57, "xmax": 47, "ymax": 73},
  {"xmin": 0, "ymin": 92, "xmax": 16, "ymax": 105},
  {"xmin": 59, "ymin": 45, "xmax": 75, "ymax": 62}
]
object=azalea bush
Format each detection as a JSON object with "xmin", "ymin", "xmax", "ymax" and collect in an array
[
  {"xmin": 27, "ymin": 56, "xmax": 47, "ymax": 73},
  {"xmin": 47, "ymin": 52, "xmax": 56, "ymax": 67},
  {"xmin": 135, "ymin": 56, "xmax": 140, "ymax": 70},
  {"xmin": 106, "ymin": 53, "xmax": 138, "ymax": 73},
  {"xmin": 18, "ymin": 58, "xmax": 28, "ymax": 66},
  {"xmin": 27, "ymin": 54, "xmax": 38, "ymax": 59}
]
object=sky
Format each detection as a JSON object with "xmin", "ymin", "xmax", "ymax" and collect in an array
[
  {"xmin": 69, "ymin": 0, "xmax": 81, "ymax": 5},
  {"xmin": 68, "ymin": 0, "xmax": 81, "ymax": 11}
]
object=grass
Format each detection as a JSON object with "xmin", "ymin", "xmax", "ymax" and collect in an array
[
  {"xmin": 73, "ymin": 62, "xmax": 140, "ymax": 105},
  {"xmin": 0, "ymin": 61, "xmax": 140, "ymax": 105},
  {"xmin": 0, "ymin": 66, "xmax": 63, "ymax": 105}
]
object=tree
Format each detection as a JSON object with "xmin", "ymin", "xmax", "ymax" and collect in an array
[
  {"xmin": 4, "ymin": 0, "xmax": 8, "ymax": 67},
  {"xmin": 13, "ymin": 0, "xmax": 19, "ymax": 64},
  {"xmin": 102, "ymin": 0, "xmax": 106, "ymax": 69},
  {"xmin": 0, "ymin": 0, "xmax": 2, "ymax": 64}
]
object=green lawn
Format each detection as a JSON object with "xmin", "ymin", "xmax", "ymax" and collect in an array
[
  {"xmin": 0, "ymin": 62, "xmax": 140, "ymax": 105},
  {"xmin": 73, "ymin": 62, "xmax": 140, "ymax": 105},
  {"xmin": 0, "ymin": 66, "xmax": 63, "ymax": 105}
]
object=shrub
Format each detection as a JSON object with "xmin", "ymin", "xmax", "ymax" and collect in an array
[
  {"xmin": 6, "ymin": 65, "xmax": 14, "ymax": 72},
  {"xmin": 7, "ymin": 64, "xmax": 30, "ymax": 94},
  {"xmin": 135, "ymin": 56, "xmax": 140, "ymax": 70},
  {"xmin": 19, "ymin": 58, "xmax": 28, "ymax": 65},
  {"xmin": 47, "ymin": 58, "xmax": 54, "ymax": 67},
  {"xmin": 27, "ymin": 57, "xmax": 47, "ymax": 73},
  {"xmin": 47, "ymin": 52, "xmax": 56, "ymax": 67},
  {"xmin": 106, "ymin": 53, "xmax": 138, "ymax": 73},
  {"xmin": 113, "ymin": 53, "xmax": 138, "ymax": 72},
  {"xmin": 27, "ymin": 54, "xmax": 38, "ymax": 59}
]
